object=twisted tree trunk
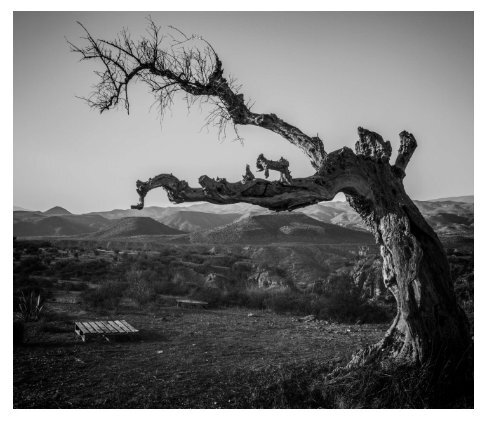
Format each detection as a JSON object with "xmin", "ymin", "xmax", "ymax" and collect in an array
[{"xmin": 346, "ymin": 186, "xmax": 471, "ymax": 366}]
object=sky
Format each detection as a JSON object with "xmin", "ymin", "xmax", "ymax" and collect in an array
[{"xmin": 13, "ymin": 11, "xmax": 473, "ymax": 214}]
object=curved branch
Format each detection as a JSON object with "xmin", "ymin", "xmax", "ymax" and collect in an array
[
  {"xmin": 131, "ymin": 173, "xmax": 336, "ymax": 212},
  {"xmin": 130, "ymin": 137, "xmax": 385, "ymax": 214},
  {"xmin": 70, "ymin": 20, "xmax": 327, "ymax": 169},
  {"xmin": 393, "ymin": 130, "xmax": 417, "ymax": 178}
]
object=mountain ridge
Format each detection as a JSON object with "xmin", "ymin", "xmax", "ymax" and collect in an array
[
  {"xmin": 43, "ymin": 206, "xmax": 72, "ymax": 216},
  {"xmin": 190, "ymin": 213, "xmax": 374, "ymax": 245},
  {"xmin": 14, "ymin": 195, "xmax": 474, "ymax": 239},
  {"xmin": 88, "ymin": 216, "xmax": 186, "ymax": 239}
]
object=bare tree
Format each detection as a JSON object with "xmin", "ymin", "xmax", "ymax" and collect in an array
[{"xmin": 70, "ymin": 20, "xmax": 471, "ymax": 372}]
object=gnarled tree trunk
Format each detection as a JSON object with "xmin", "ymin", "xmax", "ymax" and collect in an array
[{"xmin": 345, "ymin": 185, "xmax": 471, "ymax": 366}]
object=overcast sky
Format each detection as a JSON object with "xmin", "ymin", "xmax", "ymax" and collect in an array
[{"xmin": 13, "ymin": 11, "xmax": 473, "ymax": 214}]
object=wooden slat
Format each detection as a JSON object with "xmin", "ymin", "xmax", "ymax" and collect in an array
[
  {"xmin": 75, "ymin": 322, "xmax": 89, "ymax": 334},
  {"xmin": 83, "ymin": 321, "xmax": 98, "ymax": 334},
  {"xmin": 95, "ymin": 321, "xmax": 114, "ymax": 334},
  {"xmin": 103, "ymin": 321, "xmax": 121, "ymax": 333},
  {"xmin": 94, "ymin": 321, "xmax": 110, "ymax": 333},
  {"xmin": 114, "ymin": 320, "xmax": 133, "ymax": 332},
  {"xmin": 88, "ymin": 321, "xmax": 103, "ymax": 333},
  {"xmin": 120, "ymin": 320, "xmax": 139, "ymax": 332},
  {"xmin": 118, "ymin": 320, "xmax": 138, "ymax": 332},
  {"xmin": 108, "ymin": 320, "xmax": 126, "ymax": 333}
]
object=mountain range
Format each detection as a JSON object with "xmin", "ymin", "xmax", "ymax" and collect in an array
[{"xmin": 13, "ymin": 195, "xmax": 473, "ymax": 242}]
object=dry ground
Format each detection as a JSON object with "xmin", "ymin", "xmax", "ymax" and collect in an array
[{"xmin": 14, "ymin": 298, "xmax": 387, "ymax": 408}]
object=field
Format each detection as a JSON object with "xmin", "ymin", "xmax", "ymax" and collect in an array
[
  {"xmin": 13, "ymin": 237, "xmax": 473, "ymax": 408},
  {"xmin": 14, "ymin": 301, "xmax": 386, "ymax": 408}
]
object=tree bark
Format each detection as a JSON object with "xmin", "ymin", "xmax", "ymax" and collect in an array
[{"xmin": 345, "ymin": 190, "xmax": 471, "ymax": 366}]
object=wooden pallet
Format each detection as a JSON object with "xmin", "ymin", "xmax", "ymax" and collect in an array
[
  {"xmin": 75, "ymin": 320, "xmax": 139, "ymax": 342},
  {"xmin": 176, "ymin": 299, "xmax": 208, "ymax": 308}
]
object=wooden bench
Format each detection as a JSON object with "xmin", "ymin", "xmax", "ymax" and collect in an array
[
  {"xmin": 176, "ymin": 299, "xmax": 208, "ymax": 309},
  {"xmin": 75, "ymin": 320, "xmax": 139, "ymax": 342}
]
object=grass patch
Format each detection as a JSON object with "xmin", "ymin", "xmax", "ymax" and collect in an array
[{"xmin": 242, "ymin": 357, "xmax": 473, "ymax": 408}]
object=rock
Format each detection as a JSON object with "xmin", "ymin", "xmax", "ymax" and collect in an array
[
  {"xmin": 299, "ymin": 315, "xmax": 316, "ymax": 322},
  {"xmin": 156, "ymin": 350, "xmax": 164, "ymax": 354}
]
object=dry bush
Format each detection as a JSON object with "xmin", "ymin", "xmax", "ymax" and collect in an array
[{"xmin": 81, "ymin": 280, "xmax": 124, "ymax": 310}]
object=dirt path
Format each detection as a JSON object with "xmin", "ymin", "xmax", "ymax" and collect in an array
[{"xmin": 14, "ymin": 305, "xmax": 387, "ymax": 408}]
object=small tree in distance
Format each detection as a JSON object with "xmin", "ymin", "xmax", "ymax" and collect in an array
[{"xmin": 70, "ymin": 19, "xmax": 471, "ymax": 393}]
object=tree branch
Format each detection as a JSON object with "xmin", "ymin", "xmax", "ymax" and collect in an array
[
  {"xmin": 355, "ymin": 127, "xmax": 392, "ymax": 163},
  {"xmin": 393, "ymin": 130, "xmax": 417, "ymax": 178},
  {"xmin": 131, "ymin": 173, "xmax": 336, "ymax": 212},
  {"xmin": 130, "ymin": 141, "xmax": 382, "ymax": 213},
  {"xmin": 70, "ymin": 20, "xmax": 327, "ymax": 169}
]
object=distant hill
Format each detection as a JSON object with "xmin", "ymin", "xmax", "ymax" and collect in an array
[
  {"xmin": 298, "ymin": 199, "xmax": 473, "ymax": 237},
  {"xmin": 298, "ymin": 202, "xmax": 364, "ymax": 231},
  {"xmin": 429, "ymin": 195, "xmax": 473, "ymax": 204},
  {"xmin": 13, "ymin": 205, "xmax": 31, "ymax": 212},
  {"xmin": 160, "ymin": 211, "xmax": 241, "ymax": 232},
  {"xmin": 414, "ymin": 200, "xmax": 473, "ymax": 236},
  {"xmin": 14, "ymin": 214, "xmax": 111, "ymax": 237},
  {"xmin": 89, "ymin": 217, "xmax": 185, "ymax": 239},
  {"xmin": 15, "ymin": 195, "xmax": 474, "ymax": 240},
  {"xmin": 190, "ymin": 213, "xmax": 374, "ymax": 245},
  {"xmin": 187, "ymin": 202, "xmax": 269, "ymax": 215},
  {"xmin": 85, "ymin": 206, "xmax": 178, "ymax": 220},
  {"xmin": 13, "ymin": 210, "xmax": 45, "ymax": 223},
  {"xmin": 43, "ymin": 206, "xmax": 72, "ymax": 216}
]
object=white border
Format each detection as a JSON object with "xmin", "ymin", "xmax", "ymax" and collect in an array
[{"xmin": 4, "ymin": 1, "xmax": 499, "ymax": 419}]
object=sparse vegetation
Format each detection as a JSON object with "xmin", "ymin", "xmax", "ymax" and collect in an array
[
  {"xmin": 242, "ymin": 357, "xmax": 473, "ymax": 408},
  {"xmin": 13, "ymin": 238, "xmax": 473, "ymax": 408},
  {"xmin": 81, "ymin": 281, "xmax": 124, "ymax": 310}
]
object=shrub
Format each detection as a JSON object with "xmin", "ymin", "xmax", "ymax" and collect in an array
[
  {"xmin": 18, "ymin": 290, "xmax": 44, "ymax": 321},
  {"xmin": 14, "ymin": 256, "xmax": 47, "ymax": 275},
  {"xmin": 190, "ymin": 285, "xmax": 392, "ymax": 324},
  {"xmin": 50, "ymin": 259, "xmax": 111, "ymax": 282},
  {"xmin": 152, "ymin": 278, "xmax": 190, "ymax": 296},
  {"xmin": 81, "ymin": 281, "xmax": 124, "ymax": 310},
  {"xmin": 125, "ymin": 270, "xmax": 157, "ymax": 305}
]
